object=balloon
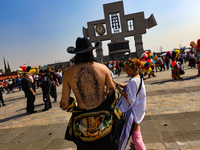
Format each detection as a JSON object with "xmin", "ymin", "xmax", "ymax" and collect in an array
[
  {"xmin": 166, "ymin": 51, "xmax": 173, "ymax": 59},
  {"xmin": 29, "ymin": 69, "xmax": 36, "ymax": 74},
  {"xmin": 141, "ymin": 62, "xmax": 146, "ymax": 66},
  {"xmin": 19, "ymin": 66, "xmax": 27, "ymax": 72},
  {"xmin": 148, "ymin": 67, "xmax": 152, "ymax": 72},
  {"xmin": 175, "ymin": 49, "xmax": 180, "ymax": 58},
  {"xmin": 27, "ymin": 66, "xmax": 31, "ymax": 72},
  {"xmin": 0, "ymin": 82, "xmax": 6, "ymax": 87},
  {"xmin": 196, "ymin": 39, "xmax": 200, "ymax": 48},
  {"xmin": 146, "ymin": 52, "xmax": 150, "ymax": 56},
  {"xmin": 141, "ymin": 53, "xmax": 148, "ymax": 59},
  {"xmin": 144, "ymin": 62, "xmax": 150, "ymax": 67},
  {"xmin": 190, "ymin": 41, "xmax": 197, "ymax": 48},
  {"xmin": 172, "ymin": 51, "xmax": 176, "ymax": 59},
  {"xmin": 143, "ymin": 67, "xmax": 152, "ymax": 73},
  {"xmin": 148, "ymin": 53, "xmax": 152, "ymax": 57},
  {"xmin": 171, "ymin": 61, "xmax": 176, "ymax": 67}
]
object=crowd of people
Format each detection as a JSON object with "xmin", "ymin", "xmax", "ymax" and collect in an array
[
  {"xmin": 134, "ymin": 47, "xmax": 200, "ymax": 81},
  {"xmin": 0, "ymin": 67, "xmax": 63, "ymax": 112},
  {"xmin": 103, "ymin": 50, "xmax": 198, "ymax": 82},
  {"xmin": 105, "ymin": 61, "xmax": 125, "ymax": 77}
]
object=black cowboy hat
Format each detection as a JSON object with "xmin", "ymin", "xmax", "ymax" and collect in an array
[{"xmin": 67, "ymin": 37, "xmax": 99, "ymax": 54}]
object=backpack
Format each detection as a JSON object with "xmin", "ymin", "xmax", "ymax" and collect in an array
[{"xmin": 41, "ymin": 76, "xmax": 52, "ymax": 92}]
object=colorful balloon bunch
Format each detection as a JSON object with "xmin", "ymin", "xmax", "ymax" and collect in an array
[
  {"xmin": 141, "ymin": 51, "xmax": 154, "ymax": 73},
  {"xmin": 18, "ymin": 66, "xmax": 37, "ymax": 74},
  {"xmin": 166, "ymin": 49, "xmax": 180, "ymax": 60}
]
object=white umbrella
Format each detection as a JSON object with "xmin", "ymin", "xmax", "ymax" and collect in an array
[
  {"xmin": 184, "ymin": 49, "xmax": 191, "ymax": 53},
  {"xmin": 160, "ymin": 53, "xmax": 166, "ymax": 56}
]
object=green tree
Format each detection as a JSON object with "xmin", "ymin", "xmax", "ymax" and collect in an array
[
  {"xmin": 0, "ymin": 69, "xmax": 4, "ymax": 74},
  {"xmin": 3, "ymin": 57, "xmax": 7, "ymax": 73},
  {"xmin": 7, "ymin": 61, "xmax": 11, "ymax": 73}
]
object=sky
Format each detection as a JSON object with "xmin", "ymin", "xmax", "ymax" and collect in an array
[{"xmin": 1, "ymin": 0, "xmax": 200, "ymax": 71}]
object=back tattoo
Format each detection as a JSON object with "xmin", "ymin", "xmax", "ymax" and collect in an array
[{"xmin": 75, "ymin": 66, "xmax": 100, "ymax": 107}]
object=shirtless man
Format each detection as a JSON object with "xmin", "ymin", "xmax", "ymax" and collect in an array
[
  {"xmin": 60, "ymin": 37, "xmax": 117, "ymax": 150},
  {"xmin": 61, "ymin": 62, "xmax": 115, "ymax": 109},
  {"xmin": 60, "ymin": 37, "xmax": 115, "ymax": 110}
]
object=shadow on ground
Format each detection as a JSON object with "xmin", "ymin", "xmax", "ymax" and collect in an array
[
  {"xmin": 147, "ymin": 75, "xmax": 199, "ymax": 85},
  {"xmin": 1, "ymin": 103, "xmax": 45, "ymax": 123}
]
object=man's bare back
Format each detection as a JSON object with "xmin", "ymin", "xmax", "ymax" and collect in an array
[{"xmin": 61, "ymin": 62, "xmax": 115, "ymax": 110}]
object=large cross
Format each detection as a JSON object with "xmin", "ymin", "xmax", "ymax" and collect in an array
[{"xmin": 83, "ymin": 1, "xmax": 157, "ymax": 61}]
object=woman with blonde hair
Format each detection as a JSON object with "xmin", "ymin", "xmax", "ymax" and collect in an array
[{"xmin": 113, "ymin": 58, "xmax": 146, "ymax": 150}]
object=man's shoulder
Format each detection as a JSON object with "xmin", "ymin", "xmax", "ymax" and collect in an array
[
  {"xmin": 65, "ymin": 65, "xmax": 75, "ymax": 73},
  {"xmin": 67, "ymin": 62, "xmax": 107, "ymax": 69},
  {"xmin": 65, "ymin": 62, "xmax": 108, "ymax": 76},
  {"xmin": 93, "ymin": 62, "xmax": 110, "ymax": 73},
  {"xmin": 93, "ymin": 62, "xmax": 107, "ymax": 67}
]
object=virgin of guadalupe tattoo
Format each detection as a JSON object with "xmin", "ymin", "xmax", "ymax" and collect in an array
[{"xmin": 75, "ymin": 66, "xmax": 101, "ymax": 107}]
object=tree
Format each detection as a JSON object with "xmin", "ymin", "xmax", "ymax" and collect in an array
[
  {"xmin": 3, "ymin": 57, "xmax": 12, "ymax": 73},
  {"xmin": 3, "ymin": 57, "xmax": 7, "ymax": 73},
  {"xmin": 7, "ymin": 61, "xmax": 11, "ymax": 73},
  {"xmin": 0, "ymin": 69, "xmax": 4, "ymax": 74}
]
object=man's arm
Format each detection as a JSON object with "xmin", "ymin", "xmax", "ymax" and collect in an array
[
  {"xmin": 25, "ymin": 79, "xmax": 36, "ymax": 96},
  {"xmin": 53, "ymin": 73, "xmax": 59, "ymax": 86},
  {"xmin": 29, "ymin": 87, "xmax": 36, "ymax": 96},
  {"xmin": 60, "ymin": 71, "xmax": 71, "ymax": 110},
  {"xmin": 56, "ymin": 78, "xmax": 59, "ymax": 86},
  {"xmin": 112, "ymin": 80, "xmax": 126, "ymax": 88}
]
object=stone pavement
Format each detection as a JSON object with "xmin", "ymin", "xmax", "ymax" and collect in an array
[{"xmin": 0, "ymin": 63, "xmax": 200, "ymax": 150}]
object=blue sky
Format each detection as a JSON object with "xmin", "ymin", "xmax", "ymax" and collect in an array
[{"xmin": 1, "ymin": 0, "xmax": 200, "ymax": 71}]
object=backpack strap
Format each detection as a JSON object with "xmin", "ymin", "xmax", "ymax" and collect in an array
[{"xmin": 136, "ymin": 77, "xmax": 142, "ymax": 96}]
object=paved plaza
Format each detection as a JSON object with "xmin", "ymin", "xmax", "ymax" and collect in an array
[{"xmin": 0, "ymin": 63, "xmax": 200, "ymax": 150}]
